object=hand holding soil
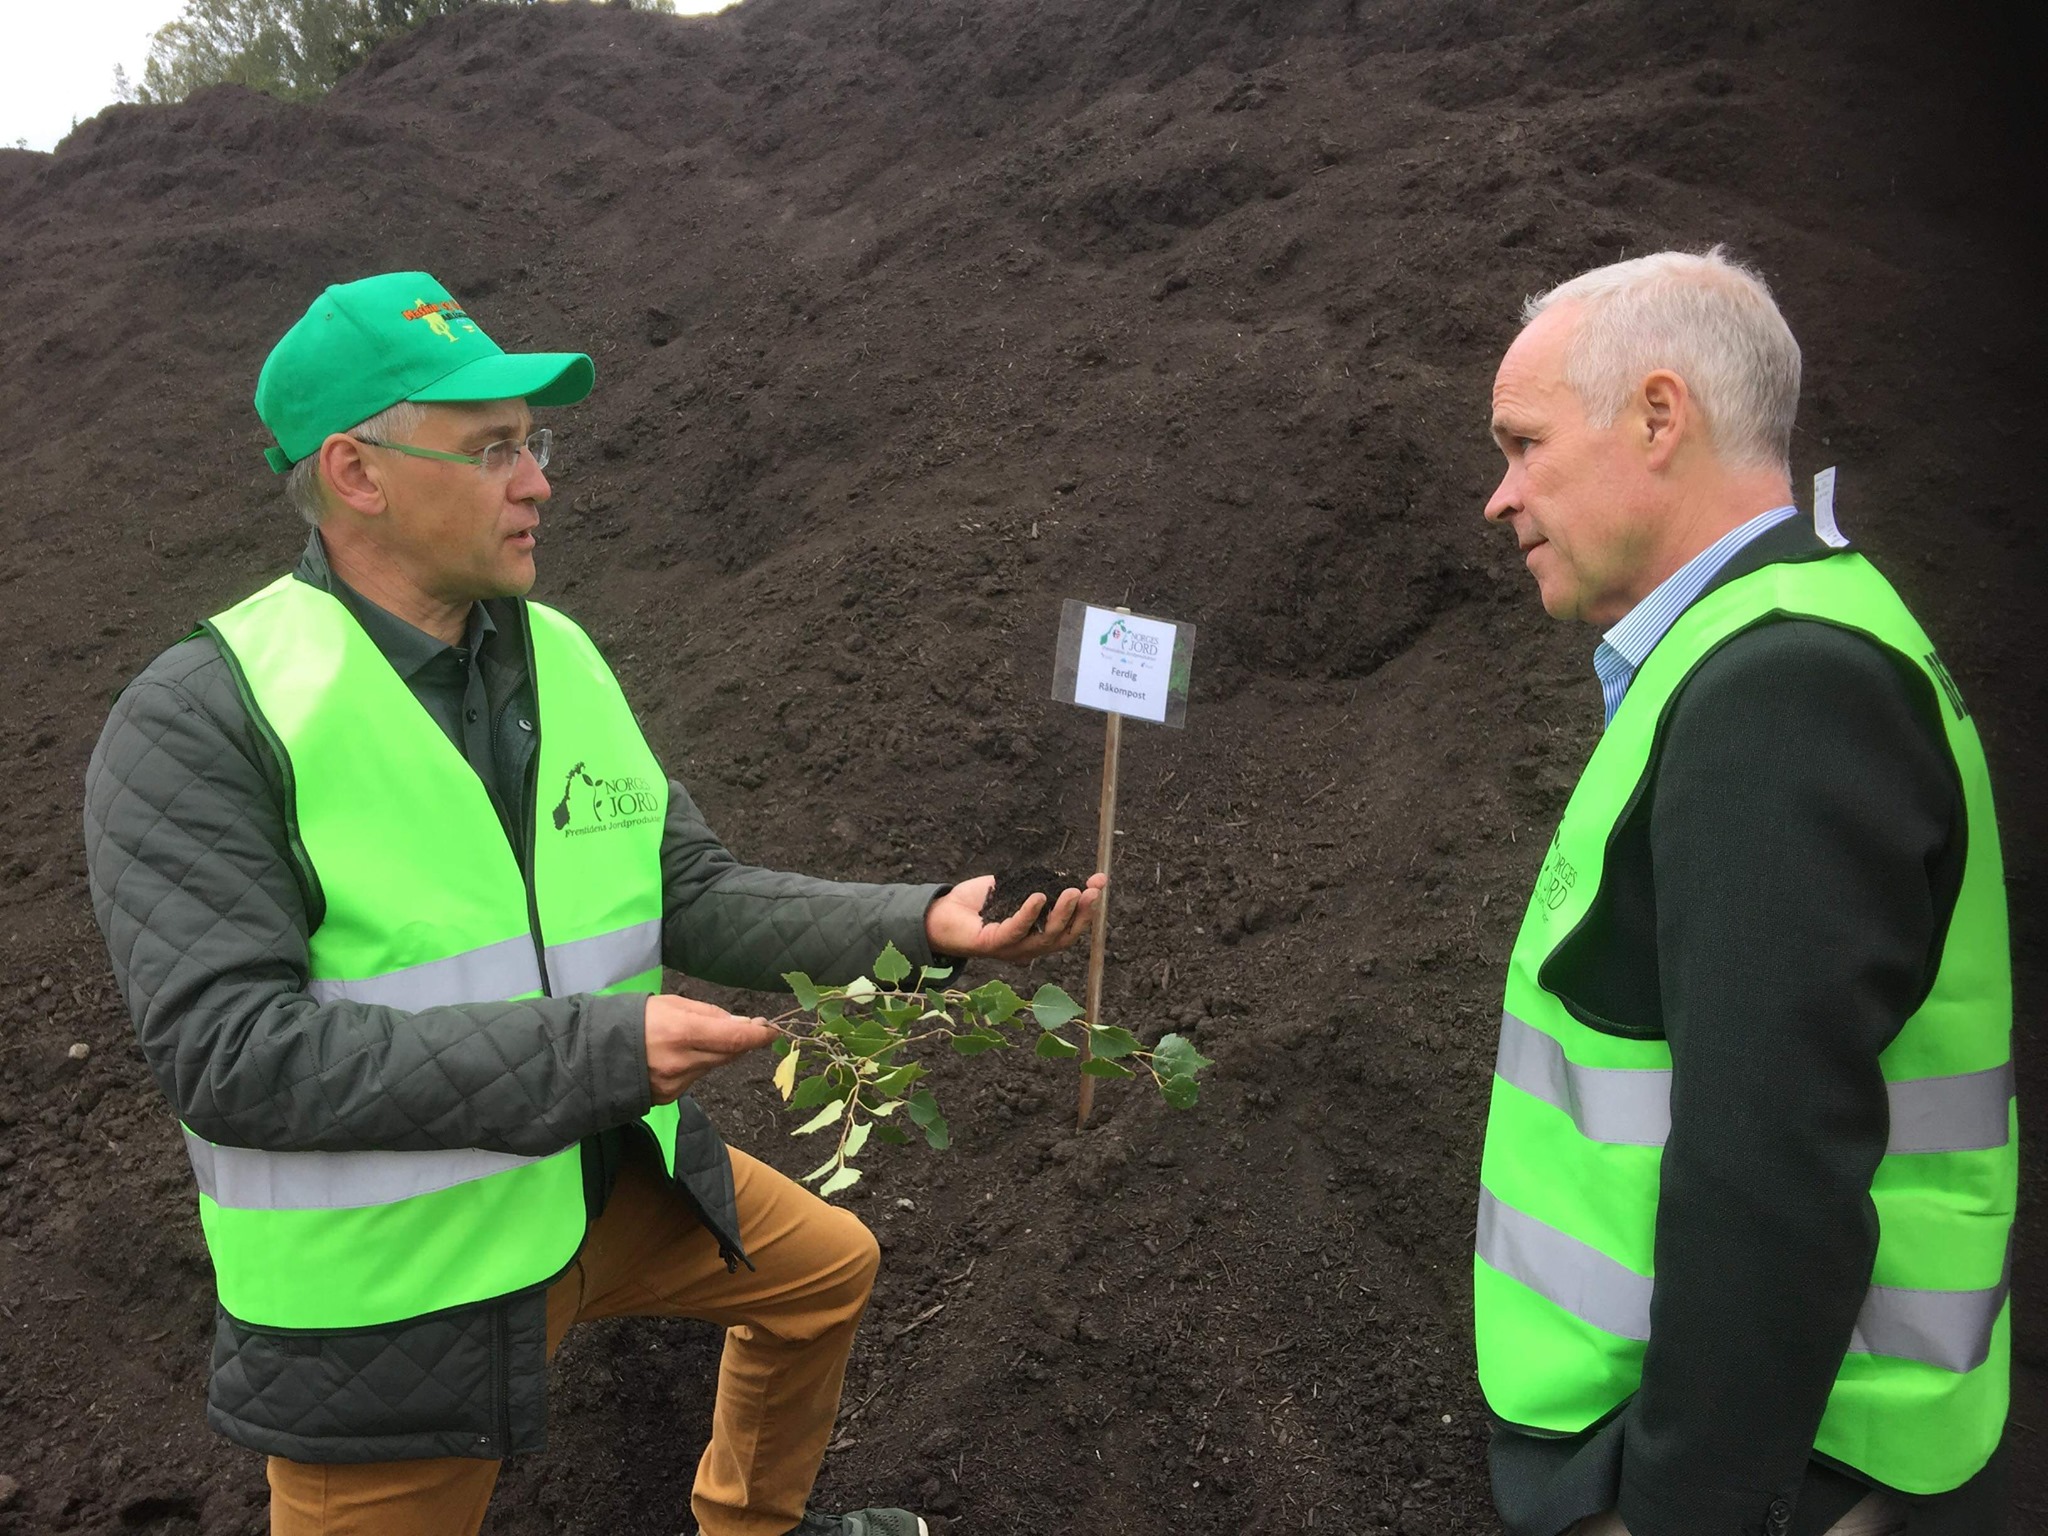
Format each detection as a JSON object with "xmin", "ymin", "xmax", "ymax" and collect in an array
[
  {"xmin": 643, "ymin": 994, "xmax": 779, "ymax": 1103},
  {"xmin": 924, "ymin": 872, "xmax": 1106, "ymax": 962}
]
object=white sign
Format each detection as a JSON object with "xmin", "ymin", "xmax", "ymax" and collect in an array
[{"xmin": 1072, "ymin": 605, "xmax": 1178, "ymax": 724}]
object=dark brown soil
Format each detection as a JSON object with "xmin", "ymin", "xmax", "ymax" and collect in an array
[
  {"xmin": 991, "ymin": 866, "xmax": 1080, "ymax": 931},
  {"xmin": 1, "ymin": 2, "xmax": 2043, "ymax": 1533}
]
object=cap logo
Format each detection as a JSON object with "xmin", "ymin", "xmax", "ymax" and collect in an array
[{"xmin": 403, "ymin": 297, "xmax": 474, "ymax": 343}]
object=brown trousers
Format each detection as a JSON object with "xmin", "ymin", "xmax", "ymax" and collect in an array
[{"xmin": 267, "ymin": 1142, "xmax": 881, "ymax": 1536}]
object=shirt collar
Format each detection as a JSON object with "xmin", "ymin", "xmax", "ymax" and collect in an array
[{"xmin": 1593, "ymin": 503, "xmax": 1801, "ymax": 723}]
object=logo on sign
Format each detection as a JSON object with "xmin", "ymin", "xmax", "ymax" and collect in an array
[
  {"xmin": 1099, "ymin": 617, "xmax": 1161, "ymax": 661},
  {"xmin": 552, "ymin": 761, "xmax": 662, "ymax": 837},
  {"xmin": 1097, "ymin": 617, "xmax": 1163, "ymax": 689}
]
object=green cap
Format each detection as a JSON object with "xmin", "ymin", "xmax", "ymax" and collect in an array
[{"xmin": 253, "ymin": 272, "xmax": 595, "ymax": 473}]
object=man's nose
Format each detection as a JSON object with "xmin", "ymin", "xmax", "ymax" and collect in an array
[
  {"xmin": 512, "ymin": 451, "xmax": 550, "ymax": 504},
  {"xmin": 1483, "ymin": 467, "xmax": 1518, "ymax": 523}
]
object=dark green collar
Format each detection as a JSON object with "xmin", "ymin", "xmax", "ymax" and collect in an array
[{"xmin": 295, "ymin": 529, "xmax": 494, "ymax": 682}]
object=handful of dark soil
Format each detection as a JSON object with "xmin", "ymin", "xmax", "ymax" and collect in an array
[{"xmin": 992, "ymin": 865, "xmax": 1077, "ymax": 933}]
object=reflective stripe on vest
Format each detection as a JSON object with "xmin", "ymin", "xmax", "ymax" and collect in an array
[
  {"xmin": 1495, "ymin": 1011, "xmax": 2016, "ymax": 1156},
  {"xmin": 189, "ymin": 917, "xmax": 663, "ymax": 1213},
  {"xmin": 1478, "ymin": 1187, "xmax": 2008, "ymax": 1374},
  {"xmin": 303, "ymin": 920, "xmax": 661, "ymax": 1009},
  {"xmin": 547, "ymin": 918, "xmax": 662, "ymax": 1000},
  {"xmin": 185, "ymin": 1130, "xmax": 541, "ymax": 1211}
]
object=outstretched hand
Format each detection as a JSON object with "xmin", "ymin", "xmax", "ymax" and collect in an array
[
  {"xmin": 643, "ymin": 994, "xmax": 779, "ymax": 1103},
  {"xmin": 924, "ymin": 872, "xmax": 1107, "ymax": 965}
]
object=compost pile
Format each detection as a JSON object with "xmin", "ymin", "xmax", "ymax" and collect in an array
[{"xmin": 0, "ymin": 1, "xmax": 2042, "ymax": 1531}]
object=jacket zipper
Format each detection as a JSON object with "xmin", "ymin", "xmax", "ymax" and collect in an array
[{"xmin": 490, "ymin": 615, "xmax": 540, "ymax": 1456}]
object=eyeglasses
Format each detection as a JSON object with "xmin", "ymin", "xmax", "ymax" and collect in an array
[{"xmin": 354, "ymin": 428, "xmax": 552, "ymax": 475}]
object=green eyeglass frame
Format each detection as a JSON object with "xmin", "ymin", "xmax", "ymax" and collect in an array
[{"xmin": 354, "ymin": 428, "xmax": 552, "ymax": 475}]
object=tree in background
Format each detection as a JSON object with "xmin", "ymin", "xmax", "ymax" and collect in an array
[
  {"xmin": 140, "ymin": 0, "xmax": 355, "ymax": 104},
  {"xmin": 137, "ymin": 0, "xmax": 677, "ymax": 107}
]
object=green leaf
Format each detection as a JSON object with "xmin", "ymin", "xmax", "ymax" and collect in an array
[
  {"xmin": 1034, "ymin": 1032, "xmax": 1080, "ymax": 1060},
  {"xmin": 872, "ymin": 944, "xmax": 911, "ymax": 986},
  {"xmin": 919, "ymin": 964, "xmax": 957, "ymax": 986},
  {"xmin": 816, "ymin": 998, "xmax": 847, "ymax": 1029},
  {"xmin": 868, "ymin": 1099, "xmax": 907, "ymax": 1117},
  {"xmin": 819, "ymin": 1165, "xmax": 863, "ymax": 1197},
  {"xmin": 801, "ymin": 1153, "xmax": 841, "ymax": 1183},
  {"xmin": 871, "ymin": 1063, "xmax": 927, "ymax": 1097},
  {"xmin": 783, "ymin": 972, "xmax": 821, "ymax": 1011},
  {"xmin": 1159, "ymin": 1073, "xmax": 1201, "ymax": 1109},
  {"xmin": 794, "ymin": 1098, "xmax": 847, "ymax": 1135},
  {"xmin": 872, "ymin": 1124, "xmax": 911, "ymax": 1146},
  {"xmin": 920, "ymin": 1112, "xmax": 950, "ymax": 1151},
  {"xmin": 1087, "ymin": 1024, "xmax": 1141, "ymax": 1059},
  {"xmin": 1080, "ymin": 1057, "xmax": 1136, "ymax": 1079},
  {"xmin": 788, "ymin": 1073, "xmax": 840, "ymax": 1111},
  {"xmin": 949, "ymin": 1030, "xmax": 1007, "ymax": 1056},
  {"xmin": 967, "ymin": 979, "xmax": 1025, "ymax": 1026},
  {"xmin": 1030, "ymin": 983, "xmax": 1083, "ymax": 1031},
  {"xmin": 845, "ymin": 1022, "xmax": 898, "ymax": 1059},
  {"xmin": 905, "ymin": 1088, "xmax": 942, "ymax": 1126},
  {"xmin": 878, "ymin": 998, "xmax": 921, "ymax": 1030},
  {"xmin": 843, "ymin": 1121, "xmax": 873, "ymax": 1160},
  {"xmin": 1152, "ymin": 1033, "xmax": 1215, "ymax": 1082}
]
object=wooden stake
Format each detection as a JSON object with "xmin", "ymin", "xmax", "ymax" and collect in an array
[{"xmin": 1077, "ymin": 708, "xmax": 1122, "ymax": 1128}]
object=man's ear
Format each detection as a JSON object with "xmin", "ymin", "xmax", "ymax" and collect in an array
[
  {"xmin": 317, "ymin": 433, "xmax": 389, "ymax": 519},
  {"xmin": 1638, "ymin": 369, "xmax": 1691, "ymax": 471}
]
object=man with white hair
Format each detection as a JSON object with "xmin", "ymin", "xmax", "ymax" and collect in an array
[{"xmin": 1472, "ymin": 249, "xmax": 2012, "ymax": 1536}]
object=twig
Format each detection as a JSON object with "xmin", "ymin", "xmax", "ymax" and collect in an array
[
  {"xmin": 838, "ymin": 1379, "xmax": 888, "ymax": 1428},
  {"xmin": 895, "ymin": 1302, "xmax": 945, "ymax": 1339}
]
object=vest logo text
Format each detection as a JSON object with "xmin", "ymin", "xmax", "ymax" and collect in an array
[
  {"xmin": 1535, "ymin": 830, "xmax": 1578, "ymax": 913},
  {"xmin": 552, "ymin": 761, "xmax": 662, "ymax": 837}
]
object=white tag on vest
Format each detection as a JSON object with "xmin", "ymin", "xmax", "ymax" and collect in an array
[{"xmin": 1813, "ymin": 465, "xmax": 1848, "ymax": 548}]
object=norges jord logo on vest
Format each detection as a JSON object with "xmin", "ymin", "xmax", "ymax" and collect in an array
[
  {"xmin": 1535, "ymin": 828, "xmax": 1578, "ymax": 913},
  {"xmin": 552, "ymin": 761, "xmax": 662, "ymax": 837}
]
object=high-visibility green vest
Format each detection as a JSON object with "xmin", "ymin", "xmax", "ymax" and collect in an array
[
  {"xmin": 1474, "ymin": 551, "xmax": 2014, "ymax": 1494},
  {"xmin": 193, "ymin": 574, "xmax": 675, "ymax": 1331}
]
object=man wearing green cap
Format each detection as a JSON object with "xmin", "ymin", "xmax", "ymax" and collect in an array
[{"xmin": 84, "ymin": 272, "xmax": 1104, "ymax": 1536}]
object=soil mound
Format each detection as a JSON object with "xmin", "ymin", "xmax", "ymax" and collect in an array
[{"xmin": 1, "ymin": 2, "xmax": 2042, "ymax": 1532}]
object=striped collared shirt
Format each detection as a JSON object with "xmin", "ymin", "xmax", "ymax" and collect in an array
[{"xmin": 1593, "ymin": 504, "xmax": 1802, "ymax": 726}]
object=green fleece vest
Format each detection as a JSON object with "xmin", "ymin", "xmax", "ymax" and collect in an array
[
  {"xmin": 1474, "ymin": 551, "xmax": 2013, "ymax": 1494},
  {"xmin": 192, "ymin": 575, "xmax": 673, "ymax": 1330}
]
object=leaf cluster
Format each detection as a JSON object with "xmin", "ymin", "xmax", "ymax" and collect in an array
[{"xmin": 769, "ymin": 944, "xmax": 1215, "ymax": 1197}]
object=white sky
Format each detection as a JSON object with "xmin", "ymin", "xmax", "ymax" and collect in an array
[{"xmin": 2, "ymin": 0, "xmax": 731, "ymax": 153}]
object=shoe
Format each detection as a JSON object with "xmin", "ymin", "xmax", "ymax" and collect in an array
[{"xmin": 785, "ymin": 1511, "xmax": 929, "ymax": 1536}]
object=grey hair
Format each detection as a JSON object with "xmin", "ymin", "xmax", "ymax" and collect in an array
[
  {"xmin": 1523, "ymin": 247, "xmax": 1801, "ymax": 475},
  {"xmin": 283, "ymin": 400, "xmax": 429, "ymax": 526}
]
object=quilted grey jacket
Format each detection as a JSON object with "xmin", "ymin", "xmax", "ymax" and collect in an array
[{"xmin": 83, "ymin": 541, "xmax": 943, "ymax": 1464}]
